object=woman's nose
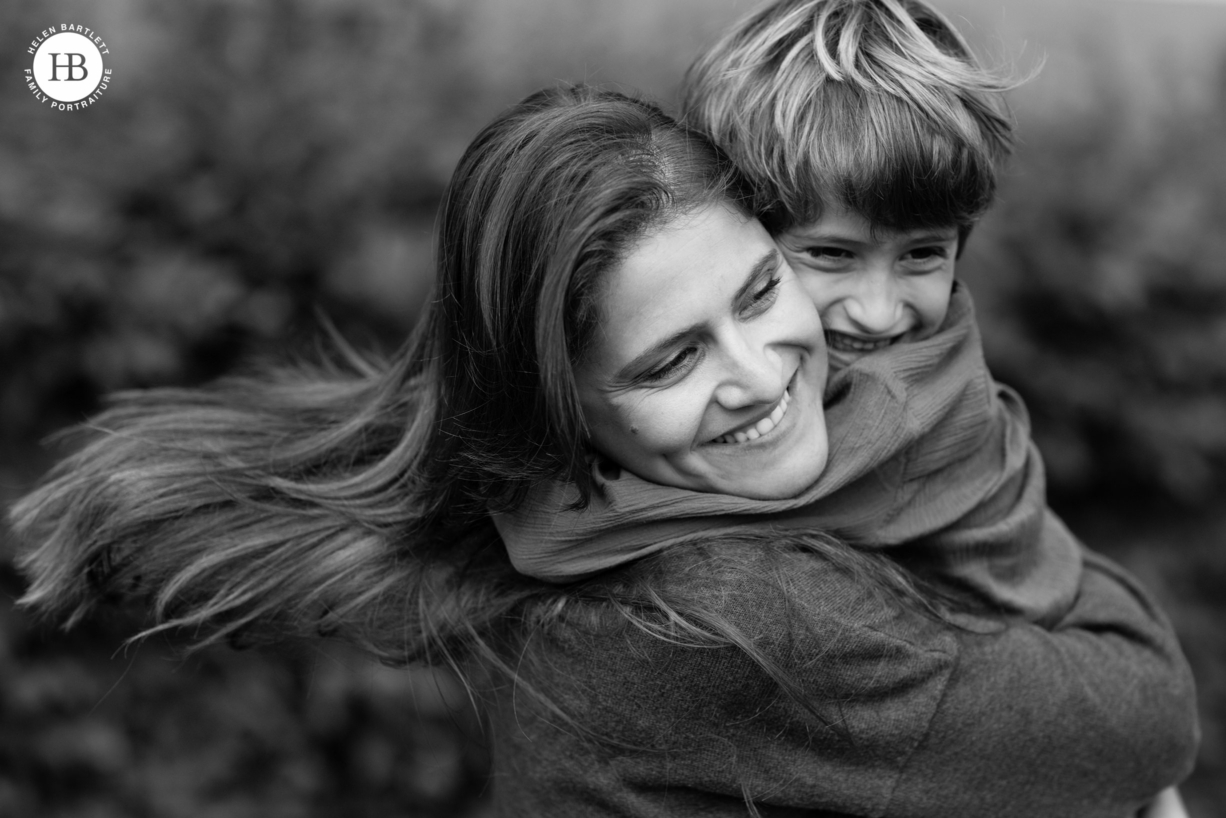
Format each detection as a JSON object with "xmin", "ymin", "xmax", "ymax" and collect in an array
[{"xmin": 714, "ymin": 337, "xmax": 782, "ymax": 409}]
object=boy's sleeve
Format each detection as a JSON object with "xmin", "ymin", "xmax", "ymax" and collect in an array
[
  {"xmin": 882, "ymin": 548, "xmax": 1199, "ymax": 816},
  {"xmin": 893, "ymin": 381, "xmax": 1084, "ymax": 625},
  {"xmin": 837, "ymin": 284, "xmax": 1083, "ymax": 624}
]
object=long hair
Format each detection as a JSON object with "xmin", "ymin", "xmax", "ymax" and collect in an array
[
  {"xmin": 11, "ymin": 88, "xmax": 947, "ymax": 750},
  {"xmin": 10, "ymin": 86, "xmax": 783, "ymax": 665},
  {"xmin": 418, "ymin": 85, "xmax": 755, "ymax": 515},
  {"xmin": 682, "ymin": 0, "xmax": 1022, "ymax": 236}
]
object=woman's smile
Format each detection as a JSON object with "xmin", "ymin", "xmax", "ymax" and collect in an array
[{"xmin": 708, "ymin": 372, "xmax": 794, "ymax": 445}]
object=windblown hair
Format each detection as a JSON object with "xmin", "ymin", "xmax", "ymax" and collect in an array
[
  {"xmin": 11, "ymin": 86, "xmax": 939, "ymax": 732},
  {"xmin": 10, "ymin": 85, "xmax": 776, "ymax": 664},
  {"xmin": 682, "ymin": 0, "xmax": 1020, "ymax": 237}
]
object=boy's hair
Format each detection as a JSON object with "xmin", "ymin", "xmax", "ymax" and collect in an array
[{"xmin": 682, "ymin": 0, "xmax": 1019, "ymax": 236}]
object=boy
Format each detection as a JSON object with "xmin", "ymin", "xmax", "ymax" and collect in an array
[
  {"xmin": 684, "ymin": 0, "xmax": 1010, "ymax": 371},
  {"xmin": 679, "ymin": 0, "xmax": 1082, "ymax": 622}
]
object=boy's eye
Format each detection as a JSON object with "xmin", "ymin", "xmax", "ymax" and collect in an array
[
  {"xmin": 806, "ymin": 246, "xmax": 853, "ymax": 261},
  {"xmin": 641, "ymin": 346, "xmax": 700, "ymax": 384},
  {"xmin": 907, "ymin": 246, "xmax": 948, "ymax": 261},
  {"xmin": 902, "ymin": 245, "xmax": 953, "ymax": 272}
]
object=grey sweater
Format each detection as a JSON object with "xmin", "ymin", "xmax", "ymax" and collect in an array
[{"xmin": 480, "ymin": 546, "xmax": 1198, "ymax": 817}]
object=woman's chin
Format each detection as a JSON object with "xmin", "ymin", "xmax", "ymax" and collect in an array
[
  {"xmin": 690, "ymin": 413, "xmax": 829, "ymax": 499},
  {"xmin": 727, "ymin": 443, "xmax": 828, "ymax": 499}
]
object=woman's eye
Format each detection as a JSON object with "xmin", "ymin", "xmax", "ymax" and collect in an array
[
  {"xmin": 743, "ymin": 274, "xmax": 782, "ymax": 315},
  {"xmin": 641, "ymin": 346, "xmax": 699, "ymax": 384}
]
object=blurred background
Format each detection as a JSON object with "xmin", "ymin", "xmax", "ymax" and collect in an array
[{"xmin": 2, "ymin": 0, "xmax": 1225, "ymax": 814}]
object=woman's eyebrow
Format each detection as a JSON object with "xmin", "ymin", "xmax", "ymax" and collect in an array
[
  {"xmin": 611, "ymin": 249, "xmax": 779, "ymax": 384},
  {"xmin": 732, "ymin": 249, "xmax": 779, "ymax": 302},
  {"xmin": 612, "ymin": 324, "xmax": 699, "ymax": 384}
]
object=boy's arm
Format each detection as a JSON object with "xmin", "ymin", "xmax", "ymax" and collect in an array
[
  {"xmin": 858, "ymin": 369, "xmax": 1085, "ymax": 623},
  {"xmin": 836, "ymin": 281, "xmax": 1083, "ymax": 623},
  {"xmin": 899, "ymin": 385, "xmax": 1084, "ymax": 625},
  {"xmin": 883, "ymin": 548, "xmax": 1198, "ymax": 815}
]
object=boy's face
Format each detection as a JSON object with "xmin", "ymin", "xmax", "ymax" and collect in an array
[{"xmin": 775, "ymin": 206, "xmax": 958, "ymax": 370}]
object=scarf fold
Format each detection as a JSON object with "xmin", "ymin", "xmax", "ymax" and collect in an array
[{"xmin": 494, "ymin": 284, "xmax": 1080, "ymax": 621}]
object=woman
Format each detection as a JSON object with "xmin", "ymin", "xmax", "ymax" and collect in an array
[{"xmin": 13, "ymin": 86, "xmax": 1196, "ymax": 816}]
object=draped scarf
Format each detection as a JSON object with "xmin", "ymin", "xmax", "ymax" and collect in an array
[{"xmin": 493, "ymin": 284, "xmax": 1081, "ymax": 621}]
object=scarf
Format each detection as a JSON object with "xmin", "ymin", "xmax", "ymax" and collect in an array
[{"xmin": 493, "ymin": 284, "xmax": 1080, "ymax": 620}]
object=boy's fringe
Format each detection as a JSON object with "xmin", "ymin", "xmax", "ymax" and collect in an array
[{"xmin": 682, "ymin": 0, "xmax": 1039, "ymax": 232}]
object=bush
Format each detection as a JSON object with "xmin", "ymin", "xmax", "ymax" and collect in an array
[
  {"xmin": 967, "ymin": 58, "xmax": 1226, "ymax": 509},
  {"xmin": 0, "ymin": 0, "xmax": 480, "ymax": 450}
]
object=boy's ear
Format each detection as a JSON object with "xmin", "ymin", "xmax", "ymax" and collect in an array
[{"xmin": 956, "ymin": 223, "xmax": 975, "ymax": 259}]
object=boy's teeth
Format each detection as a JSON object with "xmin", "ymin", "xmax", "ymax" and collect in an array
[
  {"xmin": 827, "ymin": 331, "xmax": 893, "ymax": 352},
  {"xmin": 714, "ymin": 388, "xmax": 791, "ymax": 444}
]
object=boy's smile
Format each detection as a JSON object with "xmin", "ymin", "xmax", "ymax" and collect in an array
[{"xmin": 775, "ymin": 205, "xmax": 958, "ymax": 370}]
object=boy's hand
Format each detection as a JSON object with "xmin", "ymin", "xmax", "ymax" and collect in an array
[{"xmin": 1139, "ymin": 787, "xmax": 1189, "ymax": 818}]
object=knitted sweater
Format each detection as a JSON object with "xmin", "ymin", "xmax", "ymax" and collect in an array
[
  {"xmin": 480, "ymin": 546, "xmax": 1198, "ymax": 817},
  {"xmin": 495, "ymin": 284, "xmax": 1081, "ymax": 623}
]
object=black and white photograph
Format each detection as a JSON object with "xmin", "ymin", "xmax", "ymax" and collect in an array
[{"xmin": 2, "ymin": 0, "xmax": 1225, "ymax": 815}]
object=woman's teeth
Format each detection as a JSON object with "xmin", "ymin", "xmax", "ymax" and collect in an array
[
  {"xmin": 826, "ymin": 331, "xmax": 895, "ymax": 353},
  {"xmin": 713, "ymin": 388, "xmax": 791, "ymax": 445}
]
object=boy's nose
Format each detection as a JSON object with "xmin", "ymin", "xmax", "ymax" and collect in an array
[{"xmin": 844, "ymin": 276, "xmax": 903, "ymax": 334}]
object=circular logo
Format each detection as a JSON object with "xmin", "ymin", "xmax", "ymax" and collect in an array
[{"xmin": 26, "ymin": 25, "xmax": 112, "ymax": 110}]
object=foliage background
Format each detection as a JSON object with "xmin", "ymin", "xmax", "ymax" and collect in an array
[{"xmin": 2, "ymin": 0, "xmax": 1225, "ymax": 814}]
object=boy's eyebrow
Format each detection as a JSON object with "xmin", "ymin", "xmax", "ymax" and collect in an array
[
  {"xmin": 612, "ymin": 249, "xmax": 779, "ymax": 384},
  {"xmin": 906, "ymin": 229, "xmax": 960, "ymax": 243},
  {"xmin": 785, "ymin": 225, "xmax": 958, "ymax": 244}
]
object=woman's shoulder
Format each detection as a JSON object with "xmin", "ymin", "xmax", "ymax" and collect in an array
[
  {"xmin": 523, "ymin": 537, "xmax": 962, "ymax": 730},
  {"xmin": 484, "ymin": 541, "xmax": 1197, "ymax": 817},
  {"xmin": 482, "ymin": 539, "xmax": 963, "ymax": 816}
]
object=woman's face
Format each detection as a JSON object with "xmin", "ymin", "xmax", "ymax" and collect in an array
[{"xmin": 575, "ymin": 202, "xmax": 830, "ymax": 499}]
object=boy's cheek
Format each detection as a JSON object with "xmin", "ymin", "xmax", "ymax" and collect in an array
[{"xmin": 913, "ymin": 270, "xmax": 957, "ymax": 335}]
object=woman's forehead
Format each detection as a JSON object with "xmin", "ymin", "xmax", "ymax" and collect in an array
[{"xmin": 586, "ymin": 204, "xmax": 775, "ymax": 369}]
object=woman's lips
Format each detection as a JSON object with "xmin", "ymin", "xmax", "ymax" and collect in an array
[{"xmin": 709, "ymin": 373, "xmax": 797, "ymax": 445}]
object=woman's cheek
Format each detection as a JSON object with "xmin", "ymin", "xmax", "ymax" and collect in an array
[{"xmin": 635, "ymin": 384, "xmax": 717, "ymax": 454}]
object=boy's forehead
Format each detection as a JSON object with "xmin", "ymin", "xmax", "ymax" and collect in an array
[{"xmin": 777, "ymin": 208, "xmax": 960, "ymax": 241}]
